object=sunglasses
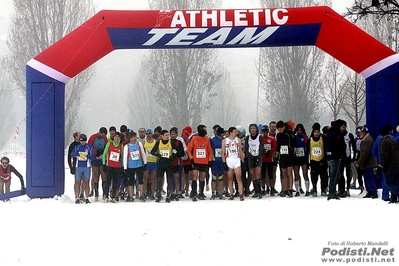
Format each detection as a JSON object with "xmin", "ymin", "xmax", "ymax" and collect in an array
[{"xmin": 1, "ymin": 162, "xmax": 8, "ymax": 165}]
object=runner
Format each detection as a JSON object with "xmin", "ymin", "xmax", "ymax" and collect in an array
[
  {"xmin": 88, "ymin": 127, "xmax": 108, "ymax": 201},
  {"xmin": 306, "ymin": 124, "xmax": 328, "ymax": 197},
  {"xmin": 188, "ymin": 125, "xmax": 213, "ymax": 201},
  {"xmin": 275, "ymin": 121, "xmax": 297, "ymax": 197},
  {"xmin": 261, "ymin": 126, "xmax": 278, "ymax": 196},
  {"xmin": 170, "ymin": 127, "xmax": 185, "ymax": 200},
  {"xmin": 102, "ymin": 132, "xmax": 124, "ymax": 203},
  {"xmin": 123, "ymin": 131, "xmax": 147, "ymax": 202},
  {"xmin": 150, "ymin": 129, "xmax": 181, "ymax": 203},
  {"xmin": 245, "ymin": 123, "xmax": 264, "ymax": 199},
  {"xmin": 210, "ymin": 126, "xmax": 225, "ymax": 200},
  {"xmin": 143, "ymin": 129, "xmax": 157, "ymax": 201},
  {"xmin": 293, "ymin": 124, "xmax": 310, "ymax": 197},
  {"xmin": 222, "ymin": 127, "xmax": 245, "ymax": 201},
  {"xmin": 70, "ymin": 134, "xmax": 94, "ymax": 204},
  {"xmin": 0, "ymin": 156, "xmax": 25, "ymax": 196}
]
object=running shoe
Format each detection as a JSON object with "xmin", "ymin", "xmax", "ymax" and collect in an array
[
  {"xmin": 166, "ymin": 197, "xmax": 171, "ymax": 203},
  {"xmin": 300, "ymin": 188, "xmax": 305, "ymax": 194},
  {"xmin": 219, "ymin": 194, "xmax": 224, "ymax": 200},
  {"xmin": 239, "ymin": 195, "xmax": 244, "ymax": 201},
  {"xmin": 229, "ymin": 195, "xmax": 234, "ymax": 200},
  {"xmin": 75, "ymin": 198, "xmax": 80, "ymax": 204},
  {"xmin": 210, "ymin": 194, "xmax": 216, "ymax": 200},
  {"xmin": 85, "ymin": 199, "xmax": 91, "ymax": 204},
  {"xmin": 305, "ymin": 191, "xmax": 310, "ymax": 197},
  {"xmin": 104, "ymin": 198, "xmax": 109, "ymax": 203},
  {"xmin": 295, "ymin": 192, "xmax": 300, "ymax": 197},
  {"xmin": 192, "ymin": 196, "xmax": 197, "ymax": 202},
  {"xmin": 112, "ymin": 198, "xmax": 117, "ymax": 203}
]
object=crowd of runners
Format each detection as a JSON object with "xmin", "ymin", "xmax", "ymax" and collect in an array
[{"xmin": 67, "ymin": 119, "xmax": 399, "ymax": 204}]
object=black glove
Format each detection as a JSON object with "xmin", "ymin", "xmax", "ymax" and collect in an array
[
  {"xmin": 21, "ymin": 186, "xmax": 26, "ymax": 195},
  {"xmin": 143, "ymin": 164, "xmax": 147, "ymax": 171},
  {"xmin": 70, "ymin": 166, "xmax": 76, "ymax": 175},
  {"xmin": 223, "ymin": 162, "xmax": 229, "ymax": 171},
  {"xmin": 102, "ymin": 165, "xmax": 108, "ymax": 173},
  {"xmin": 96, "ymin": 149, "xmax": 103, "ymax": 158}
]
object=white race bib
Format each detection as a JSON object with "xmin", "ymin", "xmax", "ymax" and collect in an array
[
  {"xmin": 249, "ymin": 147, "xmax": 259, "ymax": 156},
  {"xmin": 312, "ymin": 147, "xmax": 322, "ymax": 157},
  {"xmin": 196, "ymin": 149, "xmax": 206, "ymax": 159},
  {"xmin": 280, "ymin": 145, "xmax": 289, "ymax": 155},
  {"xmin": 264, "ymin": 144, "xmax": 271, "ymax": 152},
  {"xmin": 228, "ymin": 146, "xmax": 238, "ymax": 156},
  {"xmin": 296, "ymin": 147, "xmax": 305, "ymax": 157},
  {"xmin": 110, "ymin": 151, "xmax": 120, "ymax": 162},
  {"xmin": 130, "ymin": 150, "xmax": 140, "ymax": 161},
  {"xmin": 214, "ymin": 148, "xmax": 222, "ymax": 158},
  {"xmin": 160, "ymin": 150, "xmax": 170, "ymax": 158}
]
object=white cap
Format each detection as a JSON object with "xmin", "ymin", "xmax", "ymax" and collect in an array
[{"xmin": 236, "ymin": 126, "xmax": 243, "ymax": 133}]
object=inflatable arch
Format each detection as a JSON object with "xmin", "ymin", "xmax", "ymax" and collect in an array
[{"xmin": 26, "ymin": 6, "xmax": 399, "ymax": 198}]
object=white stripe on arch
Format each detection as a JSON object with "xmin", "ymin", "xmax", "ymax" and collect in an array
[
  {"xmin": 360, "ymin": 54, "xmax": 399, "ymax": 79},
  {"xmin": 27, "ymin": 59, "xmax": 71, "ymax": 84}
]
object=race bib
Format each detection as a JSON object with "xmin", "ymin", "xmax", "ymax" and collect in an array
[
  {"xmin": 110, "ymin": 151, "xmax": 120, "ymax": 162},
  {"xmin": 228, "ymin": 146, "xmax": 238, "ymax": 156},
  {"xmin": 264, "ymin": 144, "xmax": 271, "ymax": 152},
  {"xmin": 312, "ymin": 147, "xmax": 322, "ymax": 157},
  {"xmin": 130, "ymin": 150, "xmax": 140, "ymax": 161},
  {"xmin": 280, "ymin": 145, "xmax": 289, "ymax": 155},
  {"xmin": 78, "ymin": 151, "xmax": 87, "ymax": 161},
  {"xmin": 249, "ymin": 147, "xmax": 259, "ymax": 156},
  {"xmin": 196, "ymin": 149, "xmax": 206, "ymax": 158},
  {"xmin": 214, "ymin": 148, "xmax": 222, "ymax": 158},
  {"xmin": 296, "ymin": 147, "xmax": 305, "ymax": 157},
  {"xmin": 160, "ymin": 150, "xmax": 170, "ymax": 158}
]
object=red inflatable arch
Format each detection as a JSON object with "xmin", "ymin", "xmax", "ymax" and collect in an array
[{"xmin": 26, "ymin": 6, "xmax": 399, "ymax": 197}]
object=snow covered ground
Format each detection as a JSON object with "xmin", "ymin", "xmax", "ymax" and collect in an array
[{"xmin": 1, "ymin": 155, "xmax": 398, "ymax": 266}]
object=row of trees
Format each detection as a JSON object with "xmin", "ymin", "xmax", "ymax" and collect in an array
[{"xmin": 1, "ymin": 0, "xmax": 398, "ymax": 150}]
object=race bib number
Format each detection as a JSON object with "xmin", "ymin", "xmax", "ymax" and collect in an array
[
  {"xmin": 130, "ymin": 150, "xmax": 140, "ymax": 161},
  {"xmin": 296, "ymin": 147, "xmax": 305, "ymax": 157},
  {"xmin": 228, "ymin": 146, "xmax": 238, "ymax": 156},
  {"xmin": 280, "ymin": 145, "xmax": 289, "ymax": 155},
  {"xmin": 196, "ymin": 149, "xmax": 206, "ymax": 159},
  {"xmin": 146, "ymin": 148, "xmax": 154, "ymax": 157},
  {"xmin": 110, "ymin": 151, "xmax": 120, "ymax": 162},
  {"xmin": 78, "ymin": 152, "xmax": 87, "ymax": 161},
  {"xmin": 214, "ymin": 148, "xmax": 222, "ymax": 158},
  {"xmin": 249, "ymin": 147, "xmax": 259, "ymax": 156},
  {"xmin": 264, "ymin": 144, "xmax": 271, "ymax": 152},
  {"xmin": 312, "ymin": 147, "xmax": 322, "ymax": 157},
  {"xmin": 160, "ymin": 150, "xmax": 170, "ymax": 158}
]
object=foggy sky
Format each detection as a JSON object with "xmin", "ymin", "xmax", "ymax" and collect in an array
[{"xmin": 0, "ymin": 0, "xmax": 353, "ymax": 145}]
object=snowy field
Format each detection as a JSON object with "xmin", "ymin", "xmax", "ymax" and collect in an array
[{"xmin": 1, "ymin": 154, "xmax": 398, "ymax": 266}]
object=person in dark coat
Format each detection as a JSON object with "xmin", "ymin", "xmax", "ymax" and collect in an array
[{"xmin": 378, "ymin": 125, "xmax": 399, "ymax": 203}]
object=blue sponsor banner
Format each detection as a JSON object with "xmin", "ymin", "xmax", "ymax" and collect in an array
[{"xmin": 107, "ymin": 24, "xmax": 321, "ymax": 49}]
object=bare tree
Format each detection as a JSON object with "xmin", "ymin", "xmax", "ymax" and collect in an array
[
  {"xmin": 346, "ymin": 0, "xmax": 399, "ymax": 22},
  {"xmin": 203, "ymin": 70, "xmax": 241, "ymax": 128},
  {"xmin": 127, "ymin": 57, "xmax": 161, "ymax": 129},
  {"xmin": 146, "ymin": 0, "xmax": 222, "ymax": 130},
  {"xmin": 319, "ymin": 58, "xmax": 348, "ymax": 120},
  {"xmin": 0, "ymin": 65, "xmax": 15, "ymax": 150},
  {"xmin": 342, "ymin": 73, "xmax": 366, "ymax": 128},
  {"xmin": 3, "ymin": 0, "xmax": 96, "ymax": 147}
]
